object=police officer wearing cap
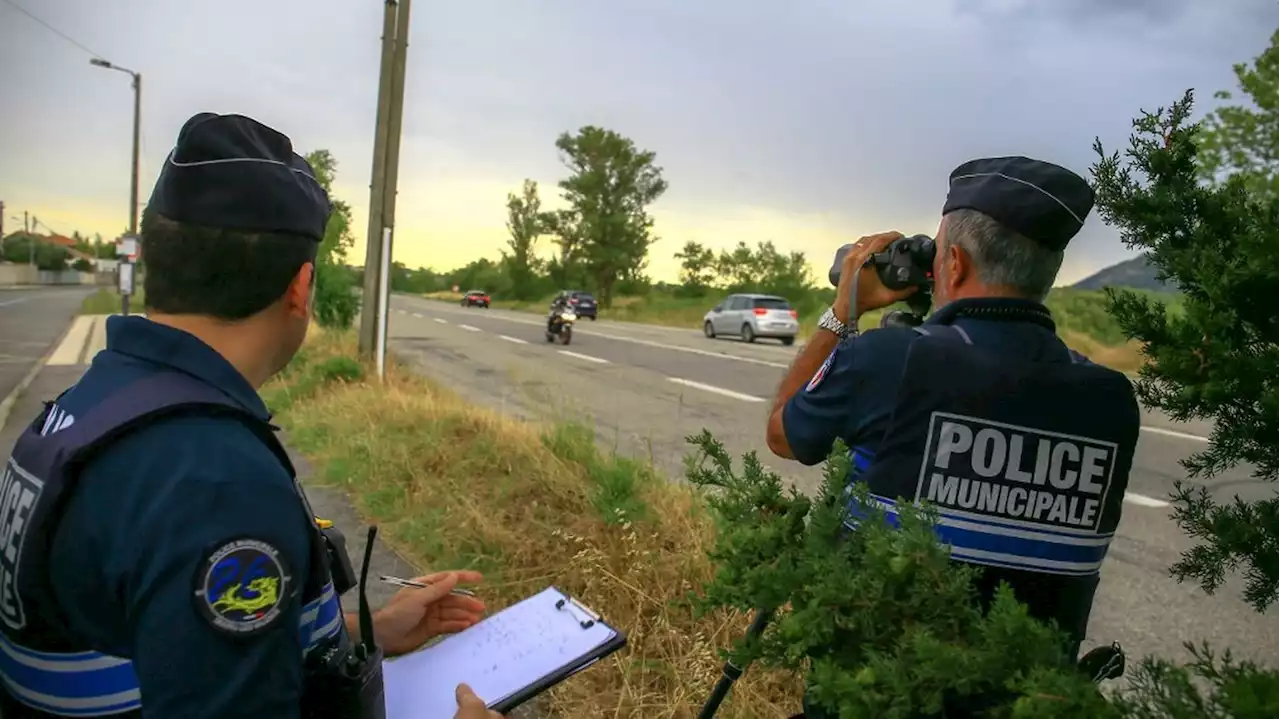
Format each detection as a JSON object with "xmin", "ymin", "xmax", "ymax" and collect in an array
[
  {"xmin": 766, "ymin": 157, "xmax": 1141, "ymax": 717},
  {"xmin": 0, "ymin": 113, "xmax": 502, "ymax": 719}
]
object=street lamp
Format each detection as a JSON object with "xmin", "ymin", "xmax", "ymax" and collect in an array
[{"xmin": 90, "ymin": 57, "xmax": 141, "ymax": 316}]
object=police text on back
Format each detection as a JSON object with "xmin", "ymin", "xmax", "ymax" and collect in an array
[{"xmin": 914, "ymin": 413, "xmax": 1116, "ymax": 532}]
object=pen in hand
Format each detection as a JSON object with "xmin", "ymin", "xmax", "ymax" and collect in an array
[{"xmin": 379, "ymin": 574, "xmax": 477, "ymax": 597}]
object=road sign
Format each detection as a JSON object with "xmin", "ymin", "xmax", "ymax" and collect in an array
[
  {"xmin": 118, "ymin": 262, "xmax": 135, "ymax": 295},
  {"xmin": 117, "ymin": 235, "xmax": 138, "ymax": 260}
]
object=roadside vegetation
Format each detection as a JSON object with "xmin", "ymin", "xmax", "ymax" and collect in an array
[
  {"xmin": 265, "ymin": 327, "xmax": 802, "ymax": 717},
  {"xmin": 81, "ymin": 287, "xmax": 145, "ymax": 314}
]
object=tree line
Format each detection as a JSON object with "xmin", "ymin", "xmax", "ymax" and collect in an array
[{"xmin": 391, "ymin": 124, "xmax": 829, "ymax": 313}]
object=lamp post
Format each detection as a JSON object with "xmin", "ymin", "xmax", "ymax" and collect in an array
[{"xmin": 90, "ymin": 57, "xmax": 141, "ymax": 316}]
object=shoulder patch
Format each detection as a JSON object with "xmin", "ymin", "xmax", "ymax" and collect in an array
[
  {"xmin": 193, "ymin": 537, "xmax": 293, "ymax": 637},
  {"xmin": 806, "ymin": 348, "xmax": 837, "ymax": 392}
]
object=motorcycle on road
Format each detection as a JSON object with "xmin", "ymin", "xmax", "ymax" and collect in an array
[{"xmin": 546, "ymin": 309, "xmax": 577, "ymax": 345}]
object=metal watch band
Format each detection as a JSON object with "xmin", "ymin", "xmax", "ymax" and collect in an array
[{"xmin": 818, "ymin": 307, "xmax": 852, "ymax": 339}]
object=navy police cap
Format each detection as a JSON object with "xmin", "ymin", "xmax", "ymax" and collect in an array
[
  {"xmin": 147, "ymin": 112, "xmax": 331, "ymax": 241},
  {"xmin": 941, "ymin": 156, "xmax": 1094, "ymax": 252}
]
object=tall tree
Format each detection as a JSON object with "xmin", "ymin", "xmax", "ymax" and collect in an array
[
  {"xmin": 503, "ymin": 179, "xmax": 546, "ymax": 300},
  {"xmin": 675, "ymin": 241, "xmax": 716, "ymax": 293},
  {"xmin": 1196, "ymin": 30, "xmax": 1278, "ymax": 202},
  {"xmin": 551, "ymin": 126, "xmax": 668, "ymax": 307},
  {"xmin": 1091, "ymin": 89, "xmax": 1278, "ymax": 611},
  {"xmin": 304, "ymin": 149, "xmax": 361, "ymax": 329}
]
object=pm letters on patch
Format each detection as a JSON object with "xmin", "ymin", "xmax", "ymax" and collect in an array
[
  {"xmin": 0, "ymin": 460, "xmax": 43, "ymax": 630},
  {"xmin": 913, "ymin": 413, "xmax": 1116, "ymax": 532}
]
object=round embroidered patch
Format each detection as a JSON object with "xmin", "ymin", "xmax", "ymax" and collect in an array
[
  {"xmin": 806, "ymin": 349, "xmax": 836, "ymax": 392},
  {"xmin": 193, "ymin": 538, "xmax": 292, "ymax": 636}
]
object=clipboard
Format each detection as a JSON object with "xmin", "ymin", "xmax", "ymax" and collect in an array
[{"xmin": 381, "ymin": 586, "xmax": 628, "ymax": 718}]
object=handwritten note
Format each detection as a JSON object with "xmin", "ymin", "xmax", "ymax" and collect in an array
[{"xmin": 382, "ymin": 587, "xmax": 618, "ymax": 719}]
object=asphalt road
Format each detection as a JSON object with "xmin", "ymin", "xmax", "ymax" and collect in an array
[
  {"xmin": 389, "ymin": 295, "xmax": 1277, "ymax": 670},
  {"xmin": 0, "ymin": 286, "xmax": 95, "ymax": 408}
]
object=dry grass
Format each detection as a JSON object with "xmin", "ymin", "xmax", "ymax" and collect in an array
[{"xmin": 264, "ymin": 328, "xmax": 803, "ymax": 718}]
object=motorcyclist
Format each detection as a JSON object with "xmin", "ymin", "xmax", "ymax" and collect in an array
[{"xmin": 547, "ymin": 293, "xmax": 573, "ymax": 333}]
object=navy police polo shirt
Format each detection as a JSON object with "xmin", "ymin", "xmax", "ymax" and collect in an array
[
  {"xmin": 782, "ymin": 298, "xmax": 1082, "ymax": 466},
  {"xmin": 47, "ymin": 316, "xmax": 314, "ymax": 718}
]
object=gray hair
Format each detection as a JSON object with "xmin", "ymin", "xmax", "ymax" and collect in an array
[{"xmin": 942, "ymin": 209, "xmax": 1064, "ymax": 301}]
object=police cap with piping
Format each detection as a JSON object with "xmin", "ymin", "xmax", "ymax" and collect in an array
[
  {"xmin": 941, "ymin": 156, "xmax": 1094, "ymax": 251},
  {"xmin": 147, "ymin": 112, "xmax": 331, "ymax": 241}
]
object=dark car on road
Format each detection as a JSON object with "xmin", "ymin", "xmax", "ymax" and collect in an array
[
  {"xmin": 557, "ymin": 290, "xmax": 597, "ymax": 320},
  {"xmin": 461, "ymin": 290, "xmax": 490, "ymax": 308}
]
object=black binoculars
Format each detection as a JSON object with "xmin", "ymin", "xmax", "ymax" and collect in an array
[{"xmin": 828, "ymin": 234, "xmax": 936, "ymax": 326}]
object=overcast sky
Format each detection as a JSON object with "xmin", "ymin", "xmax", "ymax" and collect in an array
[{"xmin": 1, "ymin": 0, "xmax": 1274, "ymax": 284}]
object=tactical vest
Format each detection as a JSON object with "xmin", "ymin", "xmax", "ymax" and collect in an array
[
  {"xmin": 847, "ymin": 324, "xmax": 1138, "ymax": 640},
  {"xmin": 0, "ymin": 371, "xmax": 349, "ymax": 718}
]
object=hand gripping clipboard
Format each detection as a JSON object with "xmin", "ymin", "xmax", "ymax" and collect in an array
[{"xmin": 381, "ymin": 586, "xmax": 628, "ymax": 718}]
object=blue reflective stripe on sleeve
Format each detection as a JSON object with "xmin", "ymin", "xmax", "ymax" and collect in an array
[
  {"xmin": 843, "ymin": 493, "xmax": 1113, "ymax": 576},
  {"xmin": 0, "ymin": 634, "xmax": 140, "ymax": 716},
  {"xmin": 301, "ymin": 582, "xmax": 343, "ymax": 651}
]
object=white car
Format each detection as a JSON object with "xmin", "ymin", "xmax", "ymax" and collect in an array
[{"xmin": 703, "ymin": 293, "xmax": 799, "ymax": 345}]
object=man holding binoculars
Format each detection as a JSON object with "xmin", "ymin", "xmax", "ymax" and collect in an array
[{"xmin": 766, "ymin": 156, "xmax": 1142, "ymax": 717}]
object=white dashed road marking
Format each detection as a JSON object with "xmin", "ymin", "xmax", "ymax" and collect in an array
[
  {"xmin": 434, "ymin": 318, "xmax": 448, "ymax": 324},
  {"xmin": 1123, "ymin": 492, "xmax": 1171, "ymax": 508},
  {"xmin": 499, "ymin": 335, "xmax": 528, "ymax": 345},
  {"xmin": 558, "ymin": 350, "xmax": 609, "ymax": 364},
  {"xmin": 411, "ymin": 312, "xmax": 423, "ymax": 318},
  {"xmin": 667, "ymin": 377, "xmax": 766, "ymax": 403},
  {"xmin": 458, "ymin": 324, "xmax": 481, "ymax": 333}
]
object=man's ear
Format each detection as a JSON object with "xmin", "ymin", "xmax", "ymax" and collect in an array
[
  {"xmin": 285, "ymin": 262, "xmax": 315, "ymax": 319},
  {"xmin": 946, "ymin": 243, "xmax": 970, "ymax": 289}
]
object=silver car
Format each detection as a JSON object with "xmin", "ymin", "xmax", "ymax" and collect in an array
[{"xmin": 703, "ymin": 293, "xmax": 799, "ymax": 346}]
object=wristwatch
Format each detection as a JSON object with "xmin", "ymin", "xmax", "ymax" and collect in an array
[{"xmin": 817, "ymin": 307, "xmax": 856, "ymax": 340}]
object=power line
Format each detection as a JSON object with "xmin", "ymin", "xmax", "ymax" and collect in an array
[{"xmin": 1, "ymin": 0, "xmax": 103, "ymax": 59}]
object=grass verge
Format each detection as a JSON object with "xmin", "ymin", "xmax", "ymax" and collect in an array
[
  {"xmin": 422, "ymin": 288, "xmax": 1163, "ymax": 373},
  {"xmin": 81, "ymin": 288, "xmax": 145, "ymax": 314},
  {"xmin": 264, "ymin": 328, "xmax": 802, "ymax": 718}
]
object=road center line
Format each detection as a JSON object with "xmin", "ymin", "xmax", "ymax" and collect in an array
[
  {"xmin": 1123, "ymin": 492, "xmax": 1171, "ymax": 508},
  {"xmin": 403, "ymin": 300, "xmax": 1216, "ymax": 442},
  {"xmin": 668, "ymin": 377, "xmax": 767, "ymax": 403},
  {"xmin": 458, "ymin": 324, "xmax": 481, "ymax": 332},
  {"xmin": 433, "ymin": 318, "xmax": 448, "ymax": 324},
  {"xmin": 559, "ymin": 350, "xmax": 609, "ymax": 364},
  {"xmin": 411, "ymin": 312, "xmax": 423, "ymax": 318},
  {"xmin": 498, "ymin": 335, "xmax": 528, "ymax": 345}
]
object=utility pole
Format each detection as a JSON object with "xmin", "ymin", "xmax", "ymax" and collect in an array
[
  {"xmin": 25, "ymin": 212, "xmax": 32, "ymax": 267},
  {"xmin": 90, "ymin": 57, "xmax": 142, "ymax": 316},
  {"xmin": 358, "ymin": 0, "xmax": 400, "ymax": 358}
]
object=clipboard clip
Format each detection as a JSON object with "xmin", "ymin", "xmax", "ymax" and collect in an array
[{"xmin": 555, "ymin": 594, "xmax": 600, "ymax": 629}]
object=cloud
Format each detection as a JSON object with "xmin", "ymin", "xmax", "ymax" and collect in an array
[{"xmin": 0, "ymin": 0, "xmax": 1273, "ymax": 286}]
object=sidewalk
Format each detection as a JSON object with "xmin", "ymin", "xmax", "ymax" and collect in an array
[{"xmin": 0, "ymin": 316, "xmax": 419, "ymax": 612}]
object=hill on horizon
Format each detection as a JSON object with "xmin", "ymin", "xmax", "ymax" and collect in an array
[{"xmin": 1069, "ymin": 255, "xmax": 1176, "ymax": 293}]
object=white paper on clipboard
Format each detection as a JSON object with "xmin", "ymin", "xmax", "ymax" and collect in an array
[{"xmin": 381, "ymin": 587, "xmax": 618, "ymax": 718}]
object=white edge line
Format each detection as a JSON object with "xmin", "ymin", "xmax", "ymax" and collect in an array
[
  {"xmin": 667, "ymin": 376, "xmax": 766, "ymax": 403},
  {"xmin": 1123, "ymin": 492, "xmax": 1171, "ymax": 508},
  {"xmin": 458, "ymin": 324, "xmax": 481, "ymax": 332},
  {"xmin": 559, "ymin": 350, "xmax": 609, "ymax": 364},
  {"xmin": 1139, "ymin": 426, "xmax": 1210, "ymax": 443},
  {"xmin": 498, "ymin": 335, "xmax": 528, "ymax": 345}
]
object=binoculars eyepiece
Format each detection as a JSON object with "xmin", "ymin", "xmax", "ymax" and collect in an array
[{"xmin": 828, "ymin": 234, "xmax": 937, "ymax": 327}]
